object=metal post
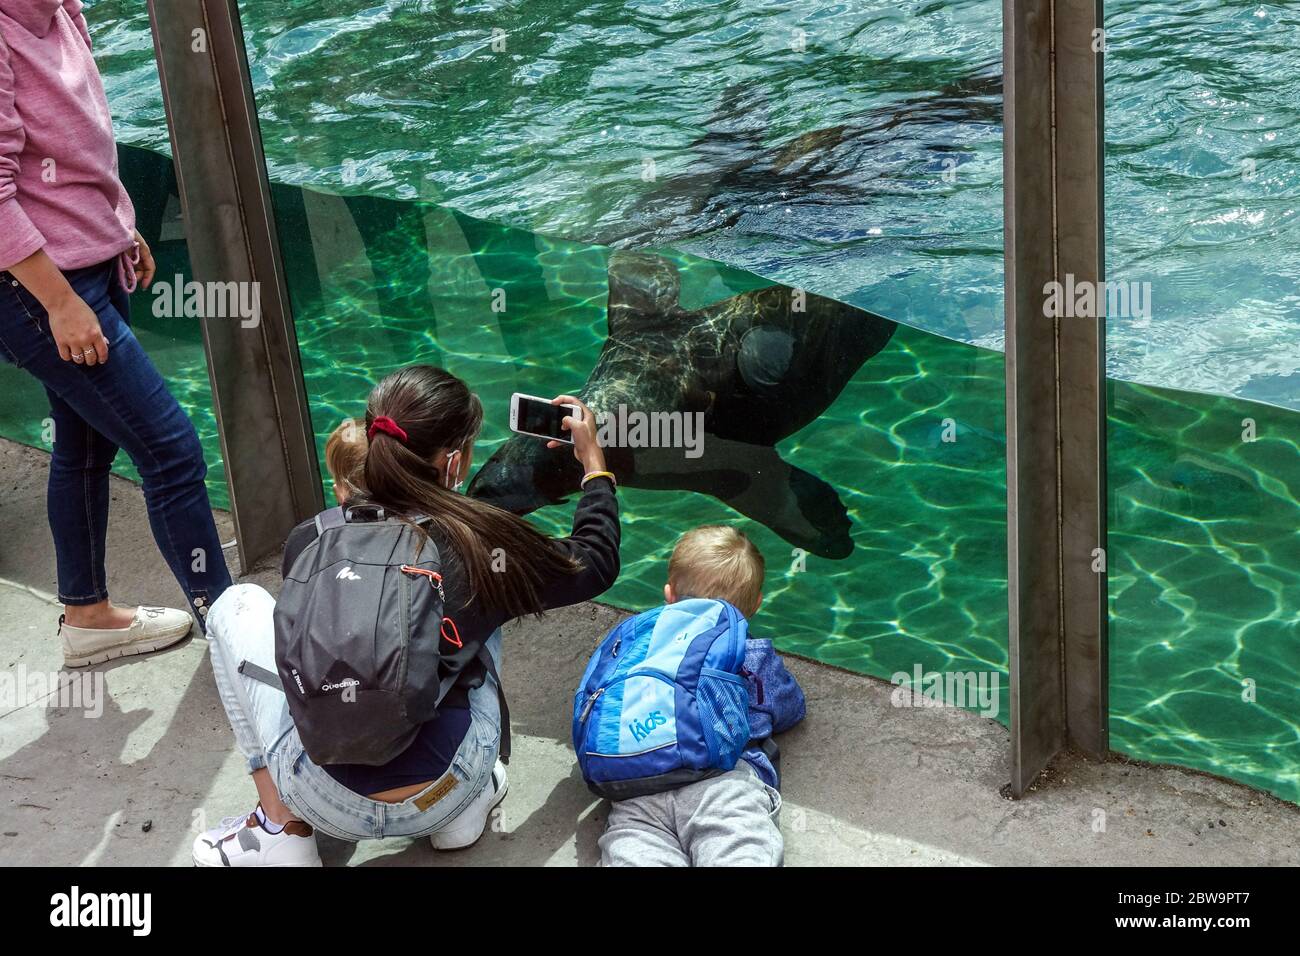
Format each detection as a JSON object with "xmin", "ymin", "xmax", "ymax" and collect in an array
[
  {"xmin": 146, "ymin": 0, "xmax": 324, "ymax": 571},
  {"xmin": 1003, "ymin": 0, "xmax": 1108, "ymax": 797}
]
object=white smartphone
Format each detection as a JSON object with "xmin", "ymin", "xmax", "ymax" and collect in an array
[{"xmin": 510, "ymin": 392, "xmax": 582, "ymax": 444}]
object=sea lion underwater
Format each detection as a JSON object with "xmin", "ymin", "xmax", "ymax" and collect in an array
[
  {"xmin": 468, "ymin": 250, "xmax": 897, "ymax": 559},
  {"xmin": 591, "ymin": 62, "xmax": 1002, "ymax": 249}
]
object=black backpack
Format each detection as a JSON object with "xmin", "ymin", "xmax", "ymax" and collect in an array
[{"xmin": 243, "ymin": 505, "xmax": 508, "ymax": 766}]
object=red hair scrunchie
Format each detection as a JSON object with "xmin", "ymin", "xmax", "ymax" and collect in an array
[{"xmin": 367, "ymin": 415, "xmax": 408, "ymax": 443}]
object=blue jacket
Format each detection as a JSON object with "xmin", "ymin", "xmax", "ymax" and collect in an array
[{"xmin": 739, "ymin": 637, "xmax": 806, "ymax": 789}]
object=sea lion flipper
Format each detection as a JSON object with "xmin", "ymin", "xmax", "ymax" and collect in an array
[
  {"xmin": 722, "ymin": 450, "xmax": 853, "ymax": 560},
  {"xmin": 631, "ymin": 439, "xmax": 853, "ymax": 560}
]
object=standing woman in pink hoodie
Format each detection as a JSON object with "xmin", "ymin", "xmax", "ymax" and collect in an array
[{"xmin": 0, "ymin": 1, "xmax": 231, "ymax": 662}]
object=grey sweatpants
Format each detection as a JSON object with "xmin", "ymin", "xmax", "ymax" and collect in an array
[{"xmin": 599, "ymin": 761, "xmax": 784, "ymax": 867}]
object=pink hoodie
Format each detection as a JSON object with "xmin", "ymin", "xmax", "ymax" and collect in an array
[{"xmin": 0, "ymin": 0, "xmax": 136, "ymax": 273}]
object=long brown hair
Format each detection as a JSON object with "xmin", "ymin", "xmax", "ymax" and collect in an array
[{"xmin": 362, "ymin": 365, "xmax": 579, "ymax": 618}]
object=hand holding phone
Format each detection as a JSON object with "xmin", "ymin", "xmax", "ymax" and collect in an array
[
  {"xmin": 551, "ymin": 395, "xmax": 606, "ymax": 475},
  {"xmin": 511, "ymin": 392, "xmax": 578, "ymax": 443},
  {"xmin": 508, "ymin": 392, "xmax": 605, "ymax": 475}
]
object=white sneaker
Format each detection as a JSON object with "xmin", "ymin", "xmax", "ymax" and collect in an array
[
  {"xmin": 60, "ymin": 605, "xmax": 193, "ymax": 668},
  {"xmin": 192, "ymin": 808, "xmax": 322, "ymax": 867},
  {"xmin": 429, "ymin": 760, "xmax": 508, "ymax": 851}
]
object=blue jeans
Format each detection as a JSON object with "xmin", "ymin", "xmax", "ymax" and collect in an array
[
  {"xmin": 206, "ymin": 584, "xmax": 503, "ymax": 842},
  {"xmin": 0, "ymin": 259, "xmax": 231, "ymax": 622}
]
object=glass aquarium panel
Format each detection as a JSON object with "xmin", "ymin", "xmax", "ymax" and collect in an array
[
  {"xmin": 229, "ymin": 1, "xmax": 1010, "ymax": 703},
  {"xmin": 0, "ymin": 0, "xmax": 224, "ymax": 505},
  {"xmin": 1105, "ymin": 0, "xmax": 1300, "ymax": 801}
]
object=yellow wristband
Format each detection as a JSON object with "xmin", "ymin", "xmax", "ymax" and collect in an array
[{"xmin": 581, "ymin": 470, "xmax": 616, "ymax": 489}]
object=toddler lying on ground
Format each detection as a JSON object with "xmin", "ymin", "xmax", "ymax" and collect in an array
[{"xmin": 575, "ymin": 525, "xmax": 806, "ymax": 866}]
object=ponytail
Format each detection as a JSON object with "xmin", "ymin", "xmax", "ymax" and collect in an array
[{"xmin": 361, "ymin": 365, "xmax": 578, "ymax": 618}]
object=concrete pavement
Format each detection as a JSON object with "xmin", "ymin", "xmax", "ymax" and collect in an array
[{"xmin": 1, "ymin": 439, "xmax": 1296, "ymax": 866}]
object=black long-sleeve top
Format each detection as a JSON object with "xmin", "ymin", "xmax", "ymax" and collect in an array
[{"xmin": 279, "ymin": 477, "xmax": 620, "ymax": 794}]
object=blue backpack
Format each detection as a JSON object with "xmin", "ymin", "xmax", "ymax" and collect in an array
[{"xmin": 572, "ymin": 598, "xmax": 752, "ymax": 799}]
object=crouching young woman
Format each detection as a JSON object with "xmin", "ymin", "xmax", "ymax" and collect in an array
[{"xmin": 194, "ymin": 365, "xmax": 619, "ymax": 866}]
